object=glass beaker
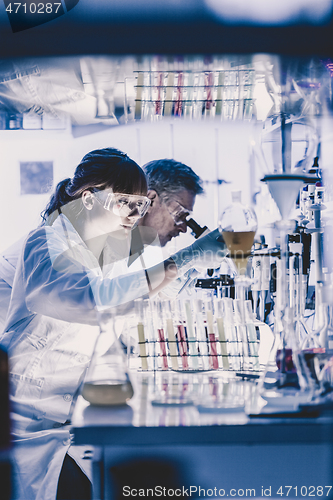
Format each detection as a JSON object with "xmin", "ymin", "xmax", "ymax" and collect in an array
[{"xmin": 82, "ymin": 312, "xmax": 134, "ymax": 406}]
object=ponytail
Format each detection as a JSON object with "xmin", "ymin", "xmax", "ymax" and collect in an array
[{"xmin": 41, "ymin": 178, "xmax": 73, "ymax": 225}]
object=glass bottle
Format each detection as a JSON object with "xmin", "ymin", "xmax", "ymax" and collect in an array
[
  {"xmin": 81, "ymin": 312, "xmax": 134, "ymax": 406},
  {"xmin": 218, "ymin": 191, "xmax": 257, "ymax": 277}
]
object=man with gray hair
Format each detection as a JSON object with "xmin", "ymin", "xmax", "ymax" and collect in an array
[
  {"xmin": 127, "ymin": 158, "xmax": 222, "ymax": 298},
  {"xmin": 138, "ymin": 158, "xmax": 204, "ymax": 247}
]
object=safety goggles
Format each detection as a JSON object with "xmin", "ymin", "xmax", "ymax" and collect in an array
[
  {"xmin": 165, "ymin": 200, "xmax": 193, "ymax": 226},
  {"xmin": 93, "ymin": 190, "xmax": 151, "ymax": 218}
]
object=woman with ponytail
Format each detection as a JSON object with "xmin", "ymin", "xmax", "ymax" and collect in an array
[
  {"xmin": 0, "ymin": 147, "xmax": 179, "ymax": 500},
  {"xmin": 0, "ymin": 146, "xmax": 226, "ymax": 500}
]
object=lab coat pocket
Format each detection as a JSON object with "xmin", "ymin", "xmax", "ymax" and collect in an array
[
  {"xmin": 10, "ymin": 372, "xmax": 45, "ymax": 420},
  {"xmin": 37, "ymin": 348, "xmax": 91, "ymax": 423}
]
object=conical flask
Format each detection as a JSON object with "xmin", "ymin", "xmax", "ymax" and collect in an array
[
  {"xmin": 218, "ymin": 191, "xmax": 257, "ymax": 276},
  {"xmin": 82, "ymin": 312, "xmax": 134, "ymax": 406}
]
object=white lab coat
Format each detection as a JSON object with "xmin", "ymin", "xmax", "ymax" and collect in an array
[
  {"xmin": 0, "ymin": 237, "xmax": 25, "ymax": 332},
  {"xmin": 0, "ymin": 214, "xmax": 150, "ymax": 500}
]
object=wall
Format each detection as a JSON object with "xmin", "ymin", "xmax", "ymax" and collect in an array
[
  {"xmin": 0, "ymin": 119, "xmax": 256, "ymax": 254},
  {"xmin": 0, "ymin": 128, "xmax": 73, "ymax": 253}
]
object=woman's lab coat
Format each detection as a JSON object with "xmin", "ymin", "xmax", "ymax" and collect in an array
[
  {"xmin": 0, "ymin": 238, "xmax": 24, "ymax": 332},
  {"xmin": 0, "ymin": 214, "xmax": 150, "ymax": 500}
]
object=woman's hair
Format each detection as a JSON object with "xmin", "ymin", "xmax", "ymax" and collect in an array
[{"xmin": 41, "ymin": 148, "xmax": 147, "ymax": 225}]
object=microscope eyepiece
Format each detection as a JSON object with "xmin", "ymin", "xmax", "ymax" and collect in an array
[{"xmin": 186, "ymin": 218, "xmax": 208, "ymax": 239}]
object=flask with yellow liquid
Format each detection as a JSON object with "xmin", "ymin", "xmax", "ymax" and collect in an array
[
  {"xmin": 82, "ymin": 312, "xmax": 134, "ymax": 406},
  {"xmin": 218, "ymin": 191, "xmax": 257, "ymax": 277}
]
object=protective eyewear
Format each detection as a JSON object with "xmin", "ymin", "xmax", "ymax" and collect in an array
[
  {"xmin": 166, "ymin": 200, "xmax": 193, "ymax": 226},
  {"xmin": 94, "ymin": 190, "xmax": 151, "ymax": 218}
]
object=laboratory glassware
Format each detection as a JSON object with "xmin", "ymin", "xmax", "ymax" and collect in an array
[
  {"xmin": 218, "ymin": 190, "xmax": 258, "ymax": 371},
  {"xmin": 193, "ymin": 297, "xmax": 210, "ymax": 371},
  {"xmin": 215, "ymin": 298, "xmax": 230, "ymax": 370},
  {"xmin": 82, "ymin": 312, "xmax": 134, "ymax": 406},
  {"xmin": 174, "ymin": 299, "xmax": 189, "ymax": 371},
  {"xmin": 184, "ymin": 299, "xmax": 199, "ymax": 371},
  {"xmin": 203, "ymin": 293, "xmax": 220, "ymax": 370},
  {"xmin": 259, "ymin": 176, "xmax": 316, "ymax": 397},
  {"xmin": 164, "ymin": 300, "xmax": 179, "ymax": 371},
  {"xmin": 135, "ymin": 298, "xmax": 149, "ymax": 371},
  {"xmin": 155, "ymin": 299, "xmax": 169, "ymax": 371},
  {"xmin": 218, "ymin": 190, "xmax": 257, "ymax": 278}
]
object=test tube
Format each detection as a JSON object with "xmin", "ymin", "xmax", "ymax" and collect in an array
[
  {"xmin": 215, "ymin": 299, "xmax": 230, "ymax": 370},
  {"xmin": 174, "ymin": 71, "xmax": 184, "ymax": 117},
  {"xmin": 164, "ymin": 72, "xmax": 175, "ymax": 116},
  {"xmin": 155, "ymin": 71, "xmax": 164, "ymax": 116},
  {"xmin": 215, "ymin": 70, "xmax": 224, "ymax": 116},
  {"xmin": 147, "ymin": 299, "xmax": 158, "ymax": 371},
  {"xmin": 204, "ymin": 299, "xmax": 219, "ymax": 370},
  {"xmin": 156, "ymin": 300, "xmax": 169, "ymax": 371},
  {"xmin": 165, "ymin": 301, "xmax": 179, "ymax": 371},
  {"xmin": 204, "ymin": 71, "xmax": 214, "ymax": 118},
  {"xmin": 222, "ymin": 298, "xmax": 241, "ymax": 371},
  {"xmin": 243, "ymin": 69, "xmax": 255, "ymax": 119},
  {"xmin": 194, "ymin": 298, "xmax": 210, "ymax": 370},
  {"xmin": 237, "ymin": 69, "xmax": 244, "ymax": 120},
  {"xmin": 184, "ymin": 72, "xmax": 194, "ymax": 118},
  {"xmin": 134, "ymin": 72, "xmax": 144, "ymax": 120},
  {"xmin": 135, "ymin": 298, "xmax": 149, "ymax": 371},
  {"xmin": 193, "ymin": 72, "xmax": 205, "ymax": 119},
  {"xmin": 233, "ymin": 299, "xmax": 250, "ymax": 371},
  {"xmin": 175, "ymin": 300, "xmax": 189, "ymax": 370},
  {"xmin": 244, "ymin": 300, "xmax": 260, "ymax": 371},
  {"xmin": 184, "ymin": 300, "xmax": 199, "ymax": 370}
]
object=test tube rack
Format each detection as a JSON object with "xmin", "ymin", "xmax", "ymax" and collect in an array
[
  {"xmin": 132, "ymin": 296, "xmax": 262, "ymax": 375},
  {"xmin": 128, "ymin": 68, "xmax": 255, "ymax": 122}
]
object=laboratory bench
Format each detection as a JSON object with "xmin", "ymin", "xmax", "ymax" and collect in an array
[{"xmin": 71, "ymin": 371, "xmax": 333, "ymax": 500}]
